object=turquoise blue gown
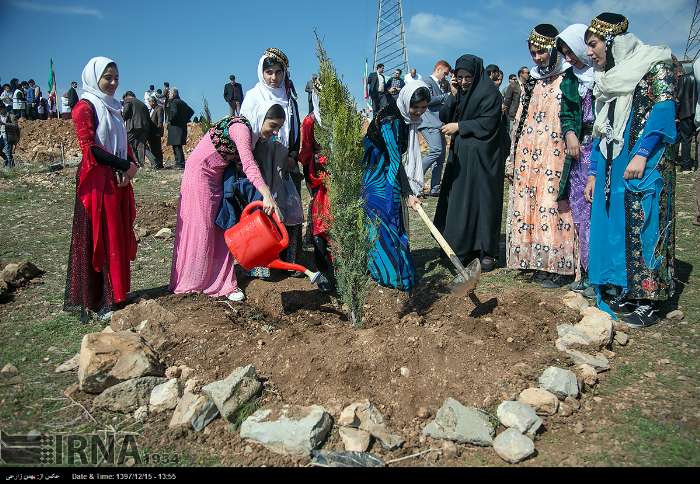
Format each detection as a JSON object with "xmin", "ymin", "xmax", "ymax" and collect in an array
[
  {"xmin": 588, "ymin": 62, "xmax": 677, "ymax": 314},
  {"xmin": 362, "ymin": 105, "xmax": 417, "ymax": 292}
]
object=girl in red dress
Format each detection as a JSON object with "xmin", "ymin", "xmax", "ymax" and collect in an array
[
  {"xmin": 299, "ymin": 88, "xmax": 334, "ymax": 289},
  {"xmin": 64, "ymin": 57, "xmax": 139, "ymax": 320}
]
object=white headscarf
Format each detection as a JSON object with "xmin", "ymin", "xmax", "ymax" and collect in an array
[
  {"xmin": 397, "ymin": 80, "xmax": 430, "ymax": 196},
  {"xmin": 311, "ymin": 89, "xmax": 322, "ymax": 127},
  {"xmin": 240, "ymin": 54, "xmax": 297, "ymax": 148},
  {"xmin": 248, "ymin": 99, "xmax": 284, "ymax": 147},
  {"xmin": 557, "ymin": 24, "xmax": 595, "ymax": 97},
  {"xmin": 80, "ymin": 56, "xmax": 127, "ymax": 159},
  {"xmin": 593, "ymin": 33, "xmax": 672, "ymax": 160}
]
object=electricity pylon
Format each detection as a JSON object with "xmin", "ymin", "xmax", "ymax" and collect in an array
[
  {"xmin": 684, "ymin": 0, "xmax": 700, "ymax": 61},
  {"xmin": 372, "ymin": 0, "xmax": 409, "ymax": 74}
]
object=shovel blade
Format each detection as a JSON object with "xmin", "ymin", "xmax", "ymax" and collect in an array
[{"xmin": 450, "ymin": 258, "xmax": 482, "ymax": 297}]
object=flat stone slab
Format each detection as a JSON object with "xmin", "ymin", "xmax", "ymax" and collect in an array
[
  {"xmin": 55, "ymin": 353, "xmax": 80, "ymax": 373},
  {"xmin": 538, "ymin": 367, "xmax": 580, "ymax": 400},
  {"xmin": 422, "ymin": 398, "xmax": 495, "ymax": 447},
  {"xmin": 240, "ymin": 405, "xmax": 333, "ymax": 456},
  {"xmin": 496, "ymin": 401, "xmax": 543, "ymax": 436},
  {"xmin": 493, "ymin": 428, "xmax": 536, "ymax": 464},
  {"xmin": 565, "ymin": 349, "xmax": 610, "ymax": 372}
]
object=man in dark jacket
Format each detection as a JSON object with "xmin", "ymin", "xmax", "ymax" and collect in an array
[
  {"xmin": 304, "ymin": 74, "xmax": 318, "ymax": 113},
  {"xmin": 167, "ymin": 88, "xmax": 194, "ymax": 168},
  {"xmin": 367, "ymin": 63, "xmax": 388, "ymax": 112},
  {"xmin": 503, "ymin": 67, "xmax": 528, "ymax": 129},
  {"xmin": 122, "ymin": 91, "xmax": 151, "ymax": 166},
  {"xmin": 676, "ymin": 65, "xmax": 697, "ymax": 171},
  {"xmin": 224, "ymin": 75, "xmax": 244, "ymax": 116},
  {"xmin": 147, "ymin": 96, "xmax": 164, "ymax": 169},
  {"xmin": 67, "ymin": 81, "xmax": 79, "ymax": 109}
]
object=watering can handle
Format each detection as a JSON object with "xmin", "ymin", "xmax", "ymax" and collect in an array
[{"xmin": 242, "ymin": 201, "xmax": 289, "ymax": 248}]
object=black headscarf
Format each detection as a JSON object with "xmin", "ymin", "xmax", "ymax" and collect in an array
[{"xmin": 452, "ymin": 54, "xmax": 500, "ymax": 122}]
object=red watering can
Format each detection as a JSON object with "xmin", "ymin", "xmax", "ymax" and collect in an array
[{"xmin": 224, "ymin": 201, "xmax": 325, "ymax": 285}]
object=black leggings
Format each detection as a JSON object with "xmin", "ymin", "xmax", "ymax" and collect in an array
[{"xmin": 312, "ymin": 235, "xmax": 334, "ymax": 279}]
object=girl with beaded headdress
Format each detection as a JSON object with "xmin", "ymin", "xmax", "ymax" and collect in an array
[
  {"xmin": 241, "ymin": 48, "xmax": 304, "ymax": 276},
  {"xmin": 583, "ymin": 13, "xmax": 676, "ymax": 328},
  {"xmin": 556, "ymin": 24, "xmax": 597, "ymax": 296},
  {"xmin": 505, "ymin": 24, "xmax": 577, "ymax": 289}
]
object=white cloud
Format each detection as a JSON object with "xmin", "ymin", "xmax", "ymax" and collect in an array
[
  {"xmin": 10, "ymin": 1, "xmax": 104, "ymax": 19},
  {"xmin": 407, "ymin": 12, "xmax": 486, "ymax": 58}
]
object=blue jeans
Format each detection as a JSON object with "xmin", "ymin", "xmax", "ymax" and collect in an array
[
  {"xmin": 0, "ymin": 136, "xmax": 14, "ymax": 167},
  {"xmin": 419, "ymin": 127, "xmax": 445, "ymax": 192}
]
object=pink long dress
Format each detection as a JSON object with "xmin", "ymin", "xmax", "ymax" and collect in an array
[{"xmin": 170, "ymin": 123, "xmax": 264, "ymax": 297}]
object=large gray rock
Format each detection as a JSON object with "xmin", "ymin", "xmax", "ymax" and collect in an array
[
  {"xmin": 422, "ymin": 398, "xmax": 495, "ymax": 447},
  {"xmin": 1, "ymin": 261, "xmax": 43, "ymax": 287},
  {"xmin": 201, "ymin": 365, "xmax": 262, "ymax": 422},
  {"xmin": 169, "ymin": 392, "xmax": 219, "ymax": 432},
  {"xmin": 564, "ymin": 349, "xmax": 610, "ymax": 372},
  {"xmin": 518, "ymin": 388, "xmax": 559, "ymax": 416},
  {"xmin": 78, "ymin": 331, "xmax": 164, "ymax": 394},
  {"xmin": 538, "ymin": 367, "xmax": 580, "ymax": 400},
  {"xmin": 150, "ymin": 379, "xmax": 182, "ymax": 414},
  {"xmin": 493, "ymin": 428, "xmax": 536, "ymax": 464},
  {"xmin": 496, "ymin": 401, "xmax": 543, "ymax": 436},
  {"xmin": 240, "ymin": 405, "xmax": 333, "ymax": 456},
  {"xmin": 93, "ymin": 377, "xmax": 167, "ymax": 413}
]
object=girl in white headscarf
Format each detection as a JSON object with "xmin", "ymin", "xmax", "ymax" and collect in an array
[
  {"xmin": 362, "ymin": 83, "xmax": 429, "ymax": 292},
  {"xmin": 584, "ymin": 13, "xmax": 676, "ymax": 328},
  {"xmin": 65, "ymin": 57, "xmax": 139, "ymax": 320},
  {"xmin": 241, "ymin": 48, "xmax": 304, "ymax": 269},
  {"xmin": 556, "ymin": 24, "xmax": 598, "ymax": 293}
]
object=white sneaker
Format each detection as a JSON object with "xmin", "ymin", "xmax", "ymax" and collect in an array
[{"xmin": 227, "ymin": 289, "xmax": 246, "ymax": 302}]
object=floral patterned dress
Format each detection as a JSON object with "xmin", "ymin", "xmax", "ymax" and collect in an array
[{"xmin": 506, "ymin": 74, "xmax": 577, "ymax": 275}]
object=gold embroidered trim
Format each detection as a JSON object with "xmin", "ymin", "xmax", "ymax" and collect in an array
[
  {"xmin": 588, "ymin": 17, "xmax": 628, "ymax": 37},
  {"xmin": 528, "ymin": 30, "xmax": 556, "ymax": 50}
]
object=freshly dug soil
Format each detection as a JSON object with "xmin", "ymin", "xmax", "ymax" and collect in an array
[{"xmin": 114, "ymin": 274, "xmax": 579, "ymax": 465}]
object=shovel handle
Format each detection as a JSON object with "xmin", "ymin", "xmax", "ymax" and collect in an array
[{"xmin": 414, "ymin": 204, "xmax": 469, "ymax": 276}]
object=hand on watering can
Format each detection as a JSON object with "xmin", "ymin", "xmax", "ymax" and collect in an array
[{"xmin": 260, "ymin": 186, "xmax": 284, "ymax": 223}]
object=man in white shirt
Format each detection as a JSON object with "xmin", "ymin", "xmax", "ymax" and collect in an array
[
  {"xmin": 367, "ymin": 64, "xmax": 388, "ymax": 111},
  {"xmin": 144, "ymin": 85, "xmax": 156, "ymax": 105},
  {"xmin": 404, "ymin": 68, "xmax": 422, "ymax": 83}
]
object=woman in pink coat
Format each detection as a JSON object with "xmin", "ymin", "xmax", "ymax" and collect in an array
[{"xmin": 170, "ymin": 101, "xmax": 285, "ymax": 301}]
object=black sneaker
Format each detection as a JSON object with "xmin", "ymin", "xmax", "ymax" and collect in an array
[
  {"xmin": 623, "ymin": 304, "xmax": 660, "ymax": 328},
  {"xmin": 606, "ymin": 293, "xmax": 638, "ymax": 316},
  {"xmin": 540, "ymin": 274, "xmax": 573, "ymax": 289}
]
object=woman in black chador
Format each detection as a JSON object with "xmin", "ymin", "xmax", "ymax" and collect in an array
[{"xmin": 434, "ymin": 54, "xmax": 506, "ymax": 272}]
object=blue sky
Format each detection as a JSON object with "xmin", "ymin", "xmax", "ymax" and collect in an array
[{"xmin": 2, "ymin": 0, "xmax": 695, "ymax": 119}]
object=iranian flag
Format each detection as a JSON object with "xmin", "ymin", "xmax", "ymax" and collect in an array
[{"xmin": 48, "ymin": 58, "xmax": 56, "ymax": 94}]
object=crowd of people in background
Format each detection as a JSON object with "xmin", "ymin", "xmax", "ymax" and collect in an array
[{"xmin": 2, "ymin": 11, "xmax": 696, "ymax": 332}]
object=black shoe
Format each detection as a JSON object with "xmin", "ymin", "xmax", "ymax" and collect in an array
[
  {"xmin": 540, "ymin": 274, "xmax": 574, "ymax": 289},
  {"xmin": 606, "ymin": 293, "xmax": 638, "ymax": 316},
  {"xmin": 480, "ymin": 256, "xmax": 496, "ymax": 273},
  {"xmin": 623, "ymin": 304, "xmax": 661, "ymax": 328}
]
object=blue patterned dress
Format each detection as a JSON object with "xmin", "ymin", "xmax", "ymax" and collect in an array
[
  {"xmin": 362, "ymin": 106, "xmax": 417, "ymax": 291},
  {"xmin": 589, "ymin": 62, "xmax": 677, "ymax": 308}
]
